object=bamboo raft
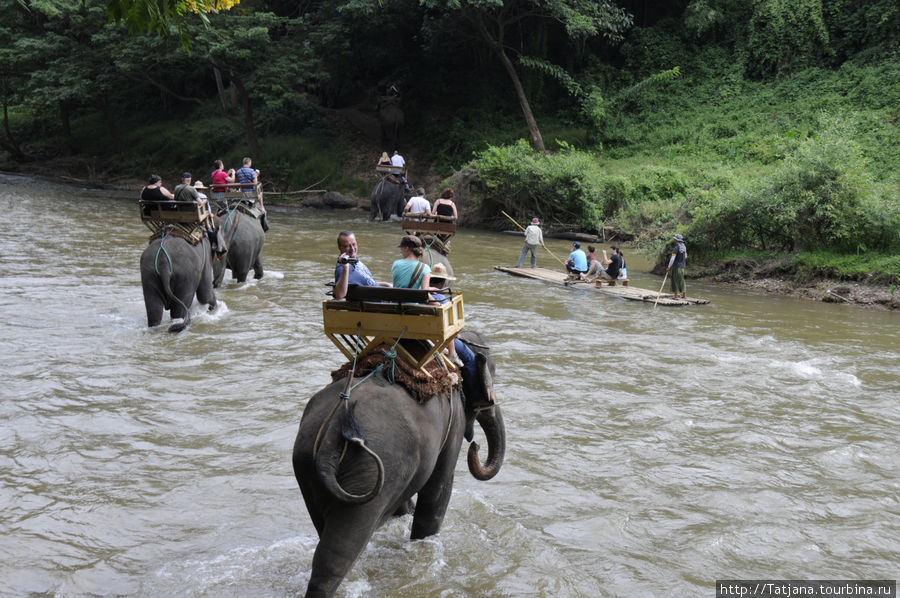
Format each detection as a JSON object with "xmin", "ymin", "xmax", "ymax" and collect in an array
[{"xmin": 494, "ymin": 266, "xmax": 710, "ymax": 306}]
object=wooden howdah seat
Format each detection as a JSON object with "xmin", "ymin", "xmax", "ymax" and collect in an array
[
  {"xmin": 401, "ymin": 215, "xmax": 457, "ymax": 239},
  {"xmin": 139, "ymin": 199, "xmax": 210, "ymax": 241},
  {"xmin": 376, "ymin": 164, "xmax": 406, "ymax": 176},
  {"xmin": 209, "ymin": 182, "xmax": 263, "ymax": 209},
  {"xmin": 323, "ymin": 284, "xmax": 465, "ymax": 376}
]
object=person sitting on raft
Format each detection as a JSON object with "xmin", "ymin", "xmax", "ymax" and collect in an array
[
  {"xmin": 590, "ymin": 245, "xmax": 624, "ymax": 281},
  {"xmin": 565, "ymin": 241, "xmax": 588, "ymax": 280}
]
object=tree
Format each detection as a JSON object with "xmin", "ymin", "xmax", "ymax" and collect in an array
[
  {"xmin": 419, "ymin": 0, "xmax": 633, "ymax": 151},
  {"xmin": 111, "ymin": 11, "xmax": 316, "ymax": 156},
  {"xmin": 105, "ymin": 0, "xmax": 241, "ymax": 41}
]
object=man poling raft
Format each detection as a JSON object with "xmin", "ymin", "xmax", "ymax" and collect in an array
[{"xmin": 501, "ymin": 210, "xmax": 567, "ymax": 268}]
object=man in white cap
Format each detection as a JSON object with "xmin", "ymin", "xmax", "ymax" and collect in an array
[
  {"xmin": 666, "ymin": 233, "xmax": 688, "ymax": 299},
  {"xmin": 516, "ymin": 217, "xmax": 543, "ymax": 268}
]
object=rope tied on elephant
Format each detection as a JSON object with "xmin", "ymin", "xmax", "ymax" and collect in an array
[
  {"xmin": 149, "ymin": 223, "xmax": 204, "ymax": 246},
  {"xmin": 331, "ymin": 345, "xmax": 458, "ymax": 404},
  {"xmin": 153, "ymin": 227, "xmax": 174, "ymax": 275}
]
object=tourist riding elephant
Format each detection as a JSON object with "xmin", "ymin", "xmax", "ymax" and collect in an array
[
  {"xmin": 140, "ymin": 233, "xmax": 217, "ymax": 332},
  {"xmin": 212, "ymin": 206, "xmax": 264, "ymax": 286},
  {"xmin": 369, "ymin": 177, "xmax": 405, "ymax": 221},
  {"xmin": 292, "ymin": 329, "xmax": 505, "ymax": 597},
  {"xmin": 378, "ymin": 98, "xmax": 404, "ymax": 152}
]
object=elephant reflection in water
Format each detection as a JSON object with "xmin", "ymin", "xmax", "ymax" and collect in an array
[{"xmin": 292, "ymin": 329, "xmax": 505, "ymax": 597}]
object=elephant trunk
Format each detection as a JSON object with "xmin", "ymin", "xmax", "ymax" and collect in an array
[
  {"xmin": 467, "ymin": 403, "xmax": 505, "ymax": 481},
  {"xmin": 315, "ymin": 399, "xmax": 385, "ymax": 504}
]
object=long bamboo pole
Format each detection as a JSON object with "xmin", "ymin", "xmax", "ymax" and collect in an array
[
  {"xmin": 653, "ymin": 271, "xmax": 670, "ymax": 309},
  {"xmin": 500, "ymin": 211, "xmax": 566, "ymax": 267}
]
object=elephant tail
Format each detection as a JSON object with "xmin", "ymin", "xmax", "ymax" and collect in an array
[
  {"xmin": 159, "ymin": 263, "xmax": 191, "ymax": 333},
  {"xmin": 315, "ymin": 399, "xmax": 385, "ymax": 504}
]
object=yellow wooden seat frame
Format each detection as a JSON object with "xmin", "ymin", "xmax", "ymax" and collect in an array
[
  {"xmin": 401, "ymin": 216, "xmax": 457, "ymax": 238},
  {"xmin": 323, "ymin": 288, "xmax": 464, "ymax": 375}
]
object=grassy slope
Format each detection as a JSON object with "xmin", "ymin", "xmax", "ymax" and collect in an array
[{"xmin": 526, "ymin": 47, "xmax": 900, "ymax": 282}]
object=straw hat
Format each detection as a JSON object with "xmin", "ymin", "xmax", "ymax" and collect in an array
[
  {"xmin": 430, "ymin": 262, "xmax": 456, "ymax": 281},
  {"xmin": 193, "ymin": 181, "xmax": 206, "ymax": 190}
]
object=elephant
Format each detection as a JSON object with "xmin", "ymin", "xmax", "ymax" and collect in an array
[
  {"xmin": 292, "ymin": 329, "xmax": 505, "ymax": 597},
  {"xmin": 377, "ymin": 98, "xmax": 404, "ymax": 152},
  {"xmin": 140, "ymin": 232, "xmax": 217, "ymax": 332},
  {"xmin": 369, "ymin": 177, "xmax": 405, "ymax": 221},
  {"xmin": 212, "ymin": 206, "xmax": 264, "ymax": 286}
]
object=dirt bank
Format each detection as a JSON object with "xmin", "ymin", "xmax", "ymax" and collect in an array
[{"xmin": 691, "ymin": 257, "xmax": 899, "ymax": 311}]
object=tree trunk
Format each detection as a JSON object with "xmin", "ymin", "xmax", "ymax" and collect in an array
[
  {"xmin": 494, "ymin": 46, "xmax": 545, "ymax": 152},
  {"xmin": 213, "ymin": 65, "xmax": 227, "ymax": 110},
  {"xmin": 470, "ymin": 12, "xmax": 545, "ymax": 152},
  {"xmin": 230, "ymin": 72, "xmax": 260, "ymax": 156},
  {"xmin": 100, "ymin": 93, "xmax": 123, "ymax": 154},
  {"xmin": 0, "ymin": 78, "xmax": 31, "ymax": 162},
  {"xmin": 59, "ymin": 101, "xmax": 73, "ymax": 153}
]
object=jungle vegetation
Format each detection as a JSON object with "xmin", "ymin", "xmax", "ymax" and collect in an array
[{"xmin": 2, "ymin": 0, "xmax": 899, "ymax": 280}]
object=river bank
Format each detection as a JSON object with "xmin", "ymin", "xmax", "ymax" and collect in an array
[{"xmin": 693, "ymin": 259, "xmax": 899, "ymax": 311}]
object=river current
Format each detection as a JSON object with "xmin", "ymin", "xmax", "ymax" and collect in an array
[{"xmin": 1, "ymin": 173, "xmax": 897, "ymax": 597}]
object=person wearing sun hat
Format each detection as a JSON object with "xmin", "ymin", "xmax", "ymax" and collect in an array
[
  {"xmin": 516, "ymin": 216, "xmax": 543, "ymax": 268},
  {"xmin": 666, "ymin": 233, "xmax": 688, "ymax": 299},
  {"xmin": 426, "ymin": 261, "xmax": 472, "ymax": 370}
]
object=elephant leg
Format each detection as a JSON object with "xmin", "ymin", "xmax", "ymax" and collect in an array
[
  {"xmin": 142, "ymin": 280, "xmax": 164, "ymax": 327},
  {"xmin": 253, "ymin": 256, "xmax": 264, "ymax": 279},
  {"xmin": 306, "ymin": 512, "xmax": 380, "ymax": 598},
  {"xmin": 197, "ymin": 279, "xmax": 216, "ymax": 310},
  {"xmin": 410, "ymin": 443, "xmax": 462, "ymax": 539},
  {"xmin": 198, "ymin": 260, "xmax": 217, "ymax": 309}
]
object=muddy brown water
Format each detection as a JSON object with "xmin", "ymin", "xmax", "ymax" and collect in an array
[{"xmin": 2, "ymin": 173, "xmax": 898, "ymax": 596}]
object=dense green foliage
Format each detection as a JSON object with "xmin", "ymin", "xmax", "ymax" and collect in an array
[{"xmin": 2, "ymin": 0, "xmax": 898, "ymax": 279}]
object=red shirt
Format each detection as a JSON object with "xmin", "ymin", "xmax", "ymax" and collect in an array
[{"xmin": 211, "ymin": 169, "xmax": 230, "ymax": 192}]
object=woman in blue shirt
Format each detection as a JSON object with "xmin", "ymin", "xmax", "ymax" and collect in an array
[{"xmin": 391, "ymin": 235, "xmax": 431, "ymax": 290}]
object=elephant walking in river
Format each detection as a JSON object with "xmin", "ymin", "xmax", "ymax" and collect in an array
[
  {"xmin": 369, "ymin": 177, "xmax": 405, "ymax": 221},
  {"xmin": 212, "ymin": 206, "xmax": 264, "ymax": 286},
  {"xmin": 292, "ymin": 330, "xmax": 505, "ymax": 597},
  {"xmin": 140, "ymin": 233, "xmax": 217, "ymax": 332},
  {"xmin": 378, "ymin": 98, "xmax": 404, "ymax": 152}
]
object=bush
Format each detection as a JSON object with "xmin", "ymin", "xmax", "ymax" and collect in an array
[{"xmin": 685, "ymin": 115, "xmax": 900, "ymax": 255}]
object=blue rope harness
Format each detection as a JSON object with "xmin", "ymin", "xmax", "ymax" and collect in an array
[
  {"xmin": 154, "ymin": 227, "xmax": 174, "ymax": 275},
  {"xmin": 340, "ymin": 326, "xmax": 408, "ymax": 399}
]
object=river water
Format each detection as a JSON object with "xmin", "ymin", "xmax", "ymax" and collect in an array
[{"xmin": 1, "ymin": 173, "xmax": 897, "ymax": 597}]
